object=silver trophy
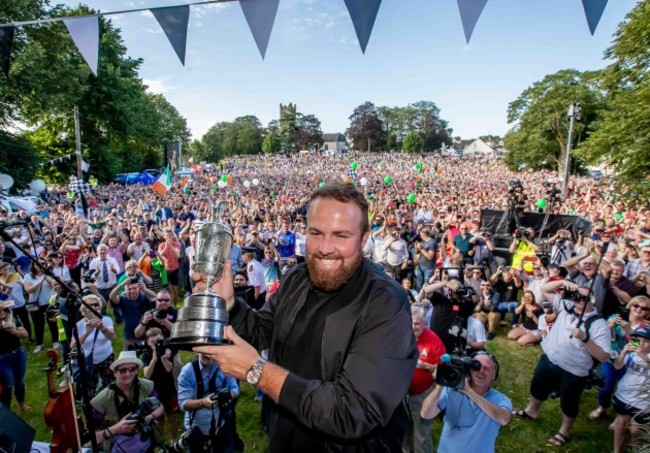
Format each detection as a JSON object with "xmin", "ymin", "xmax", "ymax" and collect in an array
[{"xmin": 168, "ymin": 192, "xmax": 240, "ymax": 350}]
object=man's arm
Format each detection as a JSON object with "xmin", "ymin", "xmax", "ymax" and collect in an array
[
  {"xmin": 461, "ymin": 384, "xmax": 511, "ymax": 426},
  {"xmin": 420, "ymin": 384, "xmax": 444, "ymax": 419}
]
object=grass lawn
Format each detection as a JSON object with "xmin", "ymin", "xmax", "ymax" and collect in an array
[{"xmin": 14, "ymin": 321, "xmax": 614, "ymax": 452}]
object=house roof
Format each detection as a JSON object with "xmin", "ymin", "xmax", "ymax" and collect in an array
[{"xmin": 323, "ymin": 133, "xmax": 347, "ymax": 142}]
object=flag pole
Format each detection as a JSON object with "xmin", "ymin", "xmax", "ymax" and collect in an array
[{"xmin": 74, "ymin": 106, "xmax": 83, "ymax": 180}]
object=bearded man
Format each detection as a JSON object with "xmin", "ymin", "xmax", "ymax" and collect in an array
[{"xmin": 195, "ymin": 183, "xmax": 418, "ymax": 452}]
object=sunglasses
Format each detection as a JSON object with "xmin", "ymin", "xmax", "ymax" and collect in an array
[
  {"xmin": 116, "ymin": 366, "xmax": 138, "ymax": 374},
  {"xmin": 632, "ymin": 304, "xmax": 650, "ymax": 312},
  {"xmin": 156, "ymin": 298, "xmax": 170, "ymax": 302},
  {"xmin": 88, "ymin": 303, "xmax": 101, "ymax": 309}
]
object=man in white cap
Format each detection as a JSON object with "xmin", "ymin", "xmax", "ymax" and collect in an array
[{"xmin": 91, "ymin": 350, "xmax": 164, "ymax": 452}]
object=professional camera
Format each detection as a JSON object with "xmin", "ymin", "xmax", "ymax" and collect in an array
[
  {"xmin": 125, "ymin": 397, "xmax": 161, "ymax": 441},
  {"xmin": 507, "ymin": 179, "xmax": 523, "ymax": 195},
  {"xmin": 453, "ymin": 284, "xmax": 476, "ymax": 304},
  {"xmin": 154, "ymin": 339, "xmax": 167, "ymax": 358},
  {"xmin": 561, "ymin": 289, "xmax": 590, "ymax": 303},
  {"xmin": 513, "ymin": 225, "xmax": 530, "ymax": 240},
  {"xmin": 168, "ymin": 427, "xmax": 204, "ymax": 452},
  {"xmin": 210, "ymin": 388, "xmax": 234, "ymax": 418},
  {"xmin": 148, "ymin": 308, "xmax": 168, "ymax": 320},
  {"xmin": 82, "ymin": 270, "xmax": 96, "ymax": 284},
  {"xmin": 127, "ymin": 341, "xmax": 149, "ymax": 357},
  {"xmin": 436, "ymin": 353, "xmax": 482, "ymax": 390}
]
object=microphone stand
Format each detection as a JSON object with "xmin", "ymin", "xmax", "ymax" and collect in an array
[{"xmin": 0, "ymin": 227, "xmax": 101, "ymax": 452}]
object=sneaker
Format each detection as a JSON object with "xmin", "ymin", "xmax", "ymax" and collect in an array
[
  {"xmin": 500, "ymin": 320, "xmax": 507, "ymax": 327},
  {"xmin": 487, "ymin": 332, "xmax": 495, "ymax": 341},
  {"xmin": 53, "ymin": 342, "xmax": 60, "ymax": 349},
  {"xmin": 33, "ymin": 345, "xmax": 43, "ymax": 353}
]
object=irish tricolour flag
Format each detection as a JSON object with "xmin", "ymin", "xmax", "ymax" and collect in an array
[{"xmin": 152, "ymin": 166, "xmax": 171, "ymax": 195}]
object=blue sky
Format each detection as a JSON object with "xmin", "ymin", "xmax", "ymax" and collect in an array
[{"xmin": 57, "ymin": 0, "xmax": 639, "ymax": 141}]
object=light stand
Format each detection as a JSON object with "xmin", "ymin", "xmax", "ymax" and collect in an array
[{"xmin": 562, "ymin": 102, "xmax": 581, "ymax": 199}]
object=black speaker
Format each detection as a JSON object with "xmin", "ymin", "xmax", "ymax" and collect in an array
[{"xmin": 0, "ymin": 404, "xmax": 36, "ymax": 453}]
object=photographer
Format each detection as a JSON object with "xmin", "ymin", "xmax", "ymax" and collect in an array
[
  {"xmin": 91, "ymin": 351, "xmax": 164, "ymax": 452},
  {"xmin": 509, "ymin": 227, "xmax": 540, "ymax": 270},
  {"xmin": 134, "ymin": 289, "xmax": 177, "ymax": 340},
  {"xmin": 469, "ymin": 228, "xmax": 500, "ymax": 277},
  {"xmin": 548, "ymin": 229, "xmax": 574, "ymax": 268},
  {"xmin": 142, "ymin": 327, "xmax": 178, "ymax": 439},
  {"xmin": 473, "ymin": 281, "xmax": 501, "ymax": 341},
  {"xmin": 109, "ymin": 280, "xmax": 156, "ymax": 350},
  {"xmin": 514, "ymin": 282, "xmax": 610, "ymax": 447},
  {"xmin": 420, "ymin": 352, "xmax": 511, "ymax": 453},
  {"xmin": 403, "ymin": 304, "xmax": 445, "ymax": 453},
  {"xmin": 413, "ymin": 228, "xmax": 437, "ymax": 291},
  {"xmin": 177, "ymin": 353, "xmax": 239, "ymax": 453}
]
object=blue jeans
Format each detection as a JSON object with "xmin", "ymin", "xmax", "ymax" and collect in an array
[
  {"xmin": 0, "ymin": 347, "xmax": 27, "ymax": 407},
  {"xmin": 497, "ymin": 301, "xmax": 519, "ymax": 325},
  {"xmin": 415, "ymin": 267, "xmax": 436, "ymax": 292},
  {"xmin": 597, "ymin": 361, "xmax": 625, "ymax": 409}
]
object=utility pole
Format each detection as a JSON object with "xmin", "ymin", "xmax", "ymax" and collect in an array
[
  {"xmin": 74, "ymin": 106, "xmax": 82, "ymax": 179},
  {"xmin": 562, "ymin": 102, "xmax": 580, "ymax": 199}
]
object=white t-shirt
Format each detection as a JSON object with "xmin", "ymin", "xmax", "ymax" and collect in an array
[
  {"xmin": 23, "ymin": 274, "xmax": 55, "ymax": 306},
  {"xmin": 542, "ymin": 295, "xmax": 611, "ymax": 377},
  {"xmin": 76, "ymin": 316, "xmax": 114, "ymax": 364},
  {"xmin": 615, "ymin": 352, "xmax": 650, "ymax": 411},
  {"xmin": 246, "ymin": 259, "xmax": 265, "ymax": 292},
  {"xmin": 467, "ymin": 317, "xmax": 487, "ymax": 346}
]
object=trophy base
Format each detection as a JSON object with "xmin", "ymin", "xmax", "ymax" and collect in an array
[{"xmin": 166, "ymin": 335, "xmax": 229, "ymax": 351}]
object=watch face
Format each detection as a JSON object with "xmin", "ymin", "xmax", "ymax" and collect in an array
[{"xmin": 246, "ymin": 367, "xmax": 262, "ymax": 385}]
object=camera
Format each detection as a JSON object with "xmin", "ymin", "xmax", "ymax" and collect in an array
[
  {"xmin": 211, "ymin": 388, "xmax": 234, "ymax": 418},
  {"xmin": 436, "ymin": 353, "xmax": 482, "ymax": 390},
  {"xmin": 125, "ymin": 397, "xmax": 161, "ymax": 441},
  {"xmin": 149, "ymin": 308, "xmax": 168, "ymax": 320},
  {"xmin": 562, "ymin": 289, "xmax": 589, "ymax": 303},
  {"xmin": 478, "ymin": 227, "xmax": 492, "ymax": 237},
  {"xmin": 154, "ymin": 339, "xmax": 167, "ymax": 358},
  {"xmin": 513, "ymin": 225, "xmax": 529, "ymax": 240},
  {"xmin": 130, "ymin": 276, "xmax": 140, "ymax": 285},
  {"xmin": 82, "ymin": 270, "xmax": 96, "ymax": 284},
  {"xmin": 168, "ymin": 427, "xmax": 204, "ymax": 452}
]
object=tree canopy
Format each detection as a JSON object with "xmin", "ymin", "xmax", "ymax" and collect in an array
[
  {"xmin": 0, "ymin": 2, "xmax": 190, "ymax": 186},
  {"xmin": 577, "ymin": 0, "xmax": 650, "ymax": 198}
]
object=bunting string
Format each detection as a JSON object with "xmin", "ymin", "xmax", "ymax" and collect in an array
[{"xmin": 39, "ymin": 151, "xmax": 79, "ymax": 167}]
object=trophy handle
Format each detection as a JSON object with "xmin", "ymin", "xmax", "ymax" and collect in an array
[{"xmin": 209, "ymin": 191, "xmax": 241, "ymax": 223}]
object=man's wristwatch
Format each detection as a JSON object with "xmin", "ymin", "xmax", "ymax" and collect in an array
[{"xmin": 245, "ymin": 357, "xmax": 267, "ymax": 386}]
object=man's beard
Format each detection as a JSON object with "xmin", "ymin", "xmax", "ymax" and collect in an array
[{"xmin": 306, "ymin": 250, "xmax": 363, "ymax": 292}]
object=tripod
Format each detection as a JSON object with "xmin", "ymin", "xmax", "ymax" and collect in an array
[{"xmin": 495, "ymin": 202, "xmax": 515, "ymax": 237}]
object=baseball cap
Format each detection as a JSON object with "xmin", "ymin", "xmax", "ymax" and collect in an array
[{"xmin": 631, "ymin": 325, "xmax": 650, "ymax": 340}]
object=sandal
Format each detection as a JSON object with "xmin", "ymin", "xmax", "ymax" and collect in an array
[
  {"xmin": 547, "ymin": 432, "xmax": 570, "ymax": 447},
  {"xmin": 512, "ymin": 408, "xmax": 537, "ymax": 420}
]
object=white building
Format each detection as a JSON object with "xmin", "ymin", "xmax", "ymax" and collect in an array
[
  {"xmin": 463, "ymin": 138, "xmax": 496, "ymax": 157},
  {"xmin": 321, "ymin": 133, "xmax": 348, "ymax": 154}
]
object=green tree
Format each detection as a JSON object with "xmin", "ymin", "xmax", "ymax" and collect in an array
[
  {"xmin": 578, "ymin": 1, "xmax": 650, "ymax": 198},
  {"xmin": 295, "ymin": 113, "xmax": 323, "ymax": 151},
  {"xmin": 346, "ymin": 102, "xmax": 386, "ymax": 151},
  {"xmin": 0, "ymin": 131, "xmax": 38, "ymax": 189},
  {"xmin": 402, "ymin": 131, "xmax": 423, "ymax": 153},
  {"xmin": 262, "ymin": 132, "xmax": 281, "ymax": 154},
  {"xmin": 503, "ymin": 69, "xmax": 603, "ymax": 173}
]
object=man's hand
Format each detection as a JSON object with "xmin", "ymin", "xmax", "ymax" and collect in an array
[
  {"xmin": 111, "ymin": 415, "xmax": 138, "ymax": 434},
  {"xmin": 192, "ymin": 261, "xmax": 235, "ymax": 309},
  {"xmin": 194, "ymin": 325, "xmax": 260, "ymax": 381}
]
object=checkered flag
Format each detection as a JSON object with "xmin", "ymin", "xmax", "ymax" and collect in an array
[
  {"xmin": 69, "ymin": 176, "xmax": 93, "ymax": 195},
  {"xmin": 347, "ymin": 167, "xmax": 358, "ymax": 182}
]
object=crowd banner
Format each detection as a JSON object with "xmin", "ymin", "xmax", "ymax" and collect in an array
[
  {"xmin": 582, "ymin": 0, "xmax": 609, "ymax": 35},
  {"xmin": 344, "ymin": 0, "xmax": 383, "ymax": 54},
  {"xmin": 239, "ymin": 0, "xmax": 280, "ymax": 60},
  {"xmin": 151, "ymin": 5, "xmax": 191, "ymax": 65},
  {"xmin": 63, "ymin": 16, "xmax": 99, "ymax": 76},
  {"xmin": 0, "ymin": 0, "xmax": 612, "ymax": 75},
  {"xmin": 457, "ymin": 0, "xmax": 488, "ymax": 44}
]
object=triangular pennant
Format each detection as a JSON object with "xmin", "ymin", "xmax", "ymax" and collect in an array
[
  {"xmin": 151, "ymin": 5, "xmax": 190, "ymax": 65},
  {"xmin": 239, "ymin": 0, "xmax": 279, "ymax": 59},
  {"xmin": 0, "ymin": 26, "xmax": 15, "ymax": 77},
  {"xmin": 63, "ymin": 16, "xmax": 99, "ymax": 76},
  {"xmin": 581, "ymin": 0, "xmax": 608, "ymax": 35},
  {"xmin": 344, "ymin": 0, "xmax": 382, "ymax": 54},
  {"xmin": 457, "ymin": 0, "xmax": 488, "ymax": 44}
]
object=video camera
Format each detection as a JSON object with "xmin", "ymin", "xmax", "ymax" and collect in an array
[
  {"xmin": 436, "ymin": 353, "xmax": 482, "ymax": 390},
  {"xmin": 125, "ymin": 397, "xmax": 161, "ymax": 441}
]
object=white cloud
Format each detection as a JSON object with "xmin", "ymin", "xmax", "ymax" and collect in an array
[{"xmin": 143, "ymin": 78, "xmax": 175, "ymax": 94}]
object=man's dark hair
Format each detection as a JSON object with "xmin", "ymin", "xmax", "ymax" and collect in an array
[
  {"xmin": 308, "ymin": 183, "xmax": 369, "ymax": 232},
  {"xmin": 234, "ymin": 270, "xmax": 248, "ymax": 280}
]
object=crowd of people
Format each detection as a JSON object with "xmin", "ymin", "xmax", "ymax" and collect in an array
[{"xmin": 0, "ymin": 152, "xmax": 648, "ymax": 452}]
